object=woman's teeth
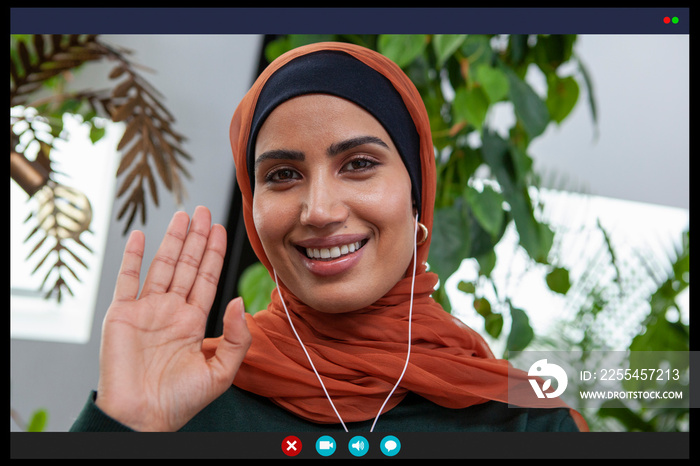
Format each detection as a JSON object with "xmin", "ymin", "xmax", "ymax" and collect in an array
[{"xmin": 306, "ymin": 241, "xmax": 363, "ymax": 260}]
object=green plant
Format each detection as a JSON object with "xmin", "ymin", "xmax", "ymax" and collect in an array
[
  {"xmin": 10, "ymin": 406, "xmax": 48, "ymax": 432},
  {"xmin": 517, "ymin": 206, "xmax": 689, "ymax": 432}
]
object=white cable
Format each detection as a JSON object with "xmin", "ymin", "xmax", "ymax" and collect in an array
[
  {"xmin": 369, "ymin": 213, "xmax": 417, "ymax": 432},
  {"xmin": 274, "ymin": 269, "xmax": 349, "ymax": 432}
]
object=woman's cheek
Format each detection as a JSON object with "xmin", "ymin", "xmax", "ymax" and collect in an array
[
  {"xmin": 253, "ymin": 194, "xmax": 293, "ymax": 256},
  {"xmin": 364, "ymin": 179, "xmax": 413, "ymax": 223}
]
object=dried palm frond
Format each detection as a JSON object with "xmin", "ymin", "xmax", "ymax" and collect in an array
[
  {"xmin": 11, "ymin": 33, "xmax": 191, "ymax": 232},
  {"xmin": 107, "ymin": 57, "xmax": 192, "ymax": 233},
  {"xmin": 11, "ymin": 34, "xmax": 191, "ymax": 301},
  {"xmin": 24, "ymin": 179, "xmax": 94, "ymax": 302}
]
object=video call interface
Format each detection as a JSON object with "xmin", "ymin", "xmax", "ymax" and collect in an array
[{"xmin": 10, "ymin": 7, "xmax": 690, "ymax": 460}]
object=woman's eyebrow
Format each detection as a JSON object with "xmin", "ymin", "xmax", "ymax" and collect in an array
[
  {"xmin": 254, "ymin": 135, "xmax": 389, "ymax": 173},
  {"xmin": 254, "ymin": 149, "xmax": 305, "ymax": 173},
  {"xmin": 327, "ymin": 135, "xmax": 389, "ymax": 157}
]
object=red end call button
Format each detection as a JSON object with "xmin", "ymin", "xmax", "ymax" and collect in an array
[{"xmin": 282, "ymin": 435, "xmax": 302, "ymax": 456}]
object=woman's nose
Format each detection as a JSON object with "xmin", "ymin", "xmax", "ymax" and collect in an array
[{"xmin": 299, "ymin": 178, "xmax": 349, "ymax": 228}]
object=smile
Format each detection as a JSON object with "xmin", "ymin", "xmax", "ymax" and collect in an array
[
  {"xmin": 293, "ymin": 235, "xmax": 369, "ymax": 276},
  {"xmin": 303, "ymin": 240, "xmax": 366, "ymax": 261}
]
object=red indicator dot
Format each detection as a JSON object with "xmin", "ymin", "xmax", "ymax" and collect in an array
[{"xmin": 664, "ymin": 16, "xmax": 671, "ymax": 24}]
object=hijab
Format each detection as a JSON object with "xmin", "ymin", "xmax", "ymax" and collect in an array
[{"xmin": 204, "ymin": 41, "xmax": 588, "ymax": 432}]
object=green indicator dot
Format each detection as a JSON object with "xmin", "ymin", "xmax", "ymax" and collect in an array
[{"xmin": 672, "ymin": 17, "xmax": 679, "ymax": 24}]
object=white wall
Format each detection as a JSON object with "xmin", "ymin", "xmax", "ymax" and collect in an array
[
  {"xmin": 10, "ymin": 33, "xmax": 688, "ymax": 431},
  {"xmin": 531, "ymin": 34, "xmax": 689, "ymax": 210}
]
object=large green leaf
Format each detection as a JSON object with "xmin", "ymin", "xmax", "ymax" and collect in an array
[
  {"xmin": 459, "ymin": 34, "xmax": 495, "ymax": 68},
  {"xmin": 546, "ymin": 266, "xmax": 571, "ymax": 295},
  {"xmin": 428, "ymin": 200, "xmax": 471, "ymax": 282},
  {"xmin": 506, "ymin": 305, "xmax": 534, "ymax": 352},
  {"xmin": 475, "ymin": 249, "xmax": 497, "ymax": 277},
  {"xmin": 547, "ymin": 74, "xmax": 580, "ymax": 124},
  {"xmin": 465, "ymin": 184, "xmax": 504, "ymax": 238},
  {"xmin": 432, "ymin": 34, "xmax": 466, "ymax": 68},
  {"xmin": 505, "ymin": 67, "xmax": 550, "ymax": 139},
  {"xmin": 238, "ymin": 262, "xmax": 275, "ymax": 315},
  {"xmin": 481, "ymin": 131, "xmax": 553, "ymax": 262},
  {"xmin": 534, "ymin": 34, "xmax": 577, "ymax": 71},
  {"xmin": 506, "ymin": 34, "xmax": 530, "ymax": 66},
  {"xmin": 484, "ymin": 312, "xmax": 504, "ymax": 339},
  {"xmin": 452, "ymin": 85, "xmax": 489, "ymax": 131},
  {"xmin": 474, "ymin": 64, "xmax": 510, "ymax": 103},
  {"xmin": 378, "ymin": 34, "xmax": 427, "ymax": 68}
]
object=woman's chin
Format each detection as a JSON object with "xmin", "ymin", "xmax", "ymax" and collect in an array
[
  {"xmin": 300, "ymin": 297, "xmax": 371, "ymax": 314},
  {"xmin": 293, "ymin": 278, "xmax": 383, "ymax": 314}
]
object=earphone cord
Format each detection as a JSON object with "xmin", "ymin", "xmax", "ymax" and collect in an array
[{"xmin": 273, "ymin": 214, "xmax": 418, "ymax": 433}]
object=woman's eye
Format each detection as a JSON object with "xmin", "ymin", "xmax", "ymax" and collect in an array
[
  {"xmin": 343, "ymin": 158, "xmax": 375, "ymax": 172},
  {"xmin": 267, "ymin": 168, "xmax": 299, "ymax": 182}
]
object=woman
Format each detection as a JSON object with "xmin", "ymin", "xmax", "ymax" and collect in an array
[{"xmin": 71, "ymin": 42, "xmax": 587, "ymax": 432}]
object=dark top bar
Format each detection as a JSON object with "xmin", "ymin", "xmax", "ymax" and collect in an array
[{"xmin": 10, "ymin": 8, "xmax": 690, "ymax": 35}]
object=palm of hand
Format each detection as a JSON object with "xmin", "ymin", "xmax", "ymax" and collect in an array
[{"xmin": 96, "ymin": 207, "xmax": 251, "ymax": 431}]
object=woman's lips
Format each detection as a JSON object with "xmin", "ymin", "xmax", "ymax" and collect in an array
[{"xmin": 294, "ymin": 235, "xmax": 368, "ymax": 276}]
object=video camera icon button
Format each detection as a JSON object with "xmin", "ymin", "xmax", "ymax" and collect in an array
[
  {"xmin": 315, "ymin": 435, "xmax": 336, "ymax": 457},
  {"xmin": 348, "ymin": 435, "xmax": 369, "ymax": 457}
]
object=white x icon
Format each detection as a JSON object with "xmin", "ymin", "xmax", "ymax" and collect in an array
[{"xmin": 286, "ymin": 440, "xmax": 297, "ymax": 451}]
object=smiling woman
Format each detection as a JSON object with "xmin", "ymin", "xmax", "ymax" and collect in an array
[{"xmin": 70, "ymin": 41, "xmax": 587, "ymax": 433}]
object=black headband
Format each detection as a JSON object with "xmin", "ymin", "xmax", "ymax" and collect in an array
[{"xmin": 246, "ymin": 50, "xmax": 422, "ymax": 213}]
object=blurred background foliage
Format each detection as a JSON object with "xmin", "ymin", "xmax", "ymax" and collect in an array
[{"xmin": 238, "ymin": 34, "xmax": 689, "ymax": 432}]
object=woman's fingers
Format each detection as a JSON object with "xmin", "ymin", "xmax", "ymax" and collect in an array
[
  {"xmin": 113, "ymin": 230, "xmax": 146, "ymax": 301},
  {"xmin": 125, "ymin": 207, "xmax": 226, "ymax": 310},
  {"xmin": 168, "ymin": 206, "xmax": 213, "ymax": 299},
  {"xmin": 187, "ymin": 223, "xmax": 227, "ymax": 313},
  {"xmin": 141, "ymin": 211, "xmax": 191, "ymax": 297}
]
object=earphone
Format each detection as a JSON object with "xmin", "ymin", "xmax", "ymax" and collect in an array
[{"xmin": 272, "ymin": 213, "xmax": 419, "ymax": 432}]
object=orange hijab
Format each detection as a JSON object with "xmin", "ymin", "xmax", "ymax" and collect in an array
[{"xmin": 205, "ymin": 42, "xmax": 587, "ymax": 431}]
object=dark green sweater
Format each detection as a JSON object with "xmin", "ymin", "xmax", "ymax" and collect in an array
[{"xmin": 70, "ymin": 386, "xmax": 580, "ymax": 432}]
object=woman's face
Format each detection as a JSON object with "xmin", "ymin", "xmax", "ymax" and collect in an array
[{"xmin": 252, "ymin": 94, "xmax": 416, "ymax": 313}]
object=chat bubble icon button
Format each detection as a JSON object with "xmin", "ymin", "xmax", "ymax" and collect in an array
[{"xmin": 380, "ymin": 435, "xmax": 401, "ymax": 456}]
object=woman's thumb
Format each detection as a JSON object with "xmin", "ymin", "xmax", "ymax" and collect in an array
[{"xmin": 209, "ymin": 297, "xmax": 251, "ymax": 385}]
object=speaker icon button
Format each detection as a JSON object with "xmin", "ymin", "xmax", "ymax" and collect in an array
[{"xmin": 348, "ymin": 435, "xmax": 368, "ymax": 457}]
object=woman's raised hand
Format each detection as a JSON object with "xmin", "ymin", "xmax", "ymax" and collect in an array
[{"xmin": 95, "ymin": 206, "xmax": 251, "ymax": 431}]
